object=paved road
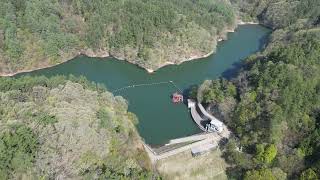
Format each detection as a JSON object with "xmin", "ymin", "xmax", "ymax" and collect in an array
[
  {"xmin": 166, "ymin": 133, "xmax": 212, "ymax": 145},
  {"xmin": 188, "ymin": 99, "xmax": 207, "ymax": 131}
]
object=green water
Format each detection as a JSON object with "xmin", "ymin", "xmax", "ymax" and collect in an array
[{"xmin": 19, "ymin": 25, "xmax": 271, "ymax": 145}]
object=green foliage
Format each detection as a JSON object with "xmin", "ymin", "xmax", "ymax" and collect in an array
[
  {"xmin": 298, "ymin": 128, "xmax": 320, "ymax": 157},
  {"xmin": 0, "ymin": 125, "xmax": 38, "ymax": 179},
  {"xmin": 300, "ymin": 168, "xmax": 318, "ymax": 180},
  {"xmin": 198, "ymin": 79, "xmax": 237, "ymax": 103},
  {"xmin": 97, "ymin": 108, "xmax": 111, "ymax": 129},
  {"xmin": 188, "ymin": 85, "xmax": 199, "ymax": 99},
  {"xmin": 243, "ymin": 168, "xmax": 286, "ymax": 180},
  {"xmin": 86, "ymin": 13, "xmax": 105, "ymax": 48},
  {"xmin": 0, "ymin": 0, "xmax": 236, "ymax": 73},
  {"xmin": 0, "ymin": 75, "xmax": 103, "ymax": 93},
  {"xmin": 35, "ymin": 113, "xmax": 57, "ymax": 126},
  {"xmin": 86, "ymin": 158, "xmax": 156, "ymax": 180},
  {"xmin": 255, "ymin": 144, "xmax": 277, "ymax": 165},
  {"xmin": 244, "ymin": 168, "xmax": 276, "ymax": 180},
  {"xmin": 201, "ymin": 7, "xmax": 320, "ymax": 177},
  {"xmin": 229, "ymin": 37, "xmax": 319, "ymax": 177},
  {"xmin": 0, "ymin": 75, "xmax": 156, "ymax": 179},
  {"xmin": 232, "ymin": 0, "xmax": 320, "ymax": 28}
]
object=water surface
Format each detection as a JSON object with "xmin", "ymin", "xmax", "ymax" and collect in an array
[{"xmin": 20, "ymin": 25, "xmax": 271, "ymax": 145}]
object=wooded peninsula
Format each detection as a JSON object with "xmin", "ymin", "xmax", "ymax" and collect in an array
[{"xmin": 0, "ymin": 0, "xmax": 235, "ymax": 75}]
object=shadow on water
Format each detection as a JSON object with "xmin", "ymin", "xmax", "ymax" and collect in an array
[
  {"xmin": 221, "ymin": 61, "xmax": 244, "ymax": 80},
  {"xmin": 221, "ymin": 29, "xmax": 271, "ymax": 80},
  {"xmin": 259, "ymin": 32, "xmax": 271, "ymax": 50}
]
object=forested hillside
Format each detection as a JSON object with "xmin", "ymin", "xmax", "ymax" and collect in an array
[
  {"xmin": 232, "ymin": 0, "xmax": 320, "ymax": 29},
  {"xmin": 195, "ymin": 0, "xmax": 320, "ymax": 179},
  {"xmin": 0, "ymin": 76, "xmax": 157, "ymax": 179},
  {"xmin": 0, "ymin": 0, "xmax": 235, "ymax": 74}
]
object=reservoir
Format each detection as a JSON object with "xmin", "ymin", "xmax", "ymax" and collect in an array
[{"xmin": 19, "ymin": 25, "xmax": 271, "ymax": 145}]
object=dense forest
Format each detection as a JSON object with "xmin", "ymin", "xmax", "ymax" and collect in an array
[
  {"xmin": 195, "ymin": 0, "xmax": 320, "ymax": 179},
  {"xmin": 0, "ymin": 0, "xmax": 235, "ymax": 74},
  {"xmin": 232, "ymin": 0, "xmax": 320, "ymax": 29},
  {"xmin": 2, "ymin": 0, "xmax": 320, "ymax": 179},
  {"xmin": 0, "ymin": 76, "xmax": 158, "ymax": 179}
]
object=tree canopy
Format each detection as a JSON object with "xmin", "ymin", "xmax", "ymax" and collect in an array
[
  {"xmin": 0, "ymin": 76, "xmax": 157, "ymax": 179},
  {"xmin": 197, "ymin": 1, "xmax": 320, "ymax": 178},
  {"xmin": 0, "ymin": 0, "xmax": 236, "ymax": 74}
]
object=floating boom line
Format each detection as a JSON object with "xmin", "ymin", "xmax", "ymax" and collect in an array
[
  {"xmin": 169, "ymin": 80, "xmax": 183, "ymax": 93},
  {"xmin": 112, "ymin": 80, "xmax": 183, "ymax": 94}
]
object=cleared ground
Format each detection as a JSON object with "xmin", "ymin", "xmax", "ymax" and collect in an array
[{"xmin": 156, "ymin": 149, "xmax": 229, "ymax": 180}]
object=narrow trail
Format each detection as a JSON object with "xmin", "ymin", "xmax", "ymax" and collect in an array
[{"xmin": 112, "ymin": 80, "xmax": 183, "ymax": 94}]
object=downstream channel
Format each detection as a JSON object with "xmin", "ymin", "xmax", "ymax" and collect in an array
[{"xmin": 18, "ymin": 25, "xmax": 271, "ymax": 145}]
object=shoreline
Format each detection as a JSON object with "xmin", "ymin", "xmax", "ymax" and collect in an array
[
  {"xmin": 0, "ymin": 50, "xmax": 110, "ymax": 77},
  {"xmin": 144, "ymin": 48, "xmax": 215, "ymax": 73},
  {"xmin": 0, "ymin": 21, "xmax": 261, "ymax": 77},
  {"xmin": 237, "ymin": 20, "xmax": 259, "ymax": 25},
  {"xmin": 143, "ymin": 20, "xmax": 257, "ymax": 73}
]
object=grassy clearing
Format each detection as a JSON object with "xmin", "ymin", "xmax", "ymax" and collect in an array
[{"xmin": 156, "ymin": 149, "xmax": 228, "ymax": 180}]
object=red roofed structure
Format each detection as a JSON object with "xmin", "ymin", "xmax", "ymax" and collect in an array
[{"xmin": 172, "ymin": 92, "xmax": 183, "ymax": 103}]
